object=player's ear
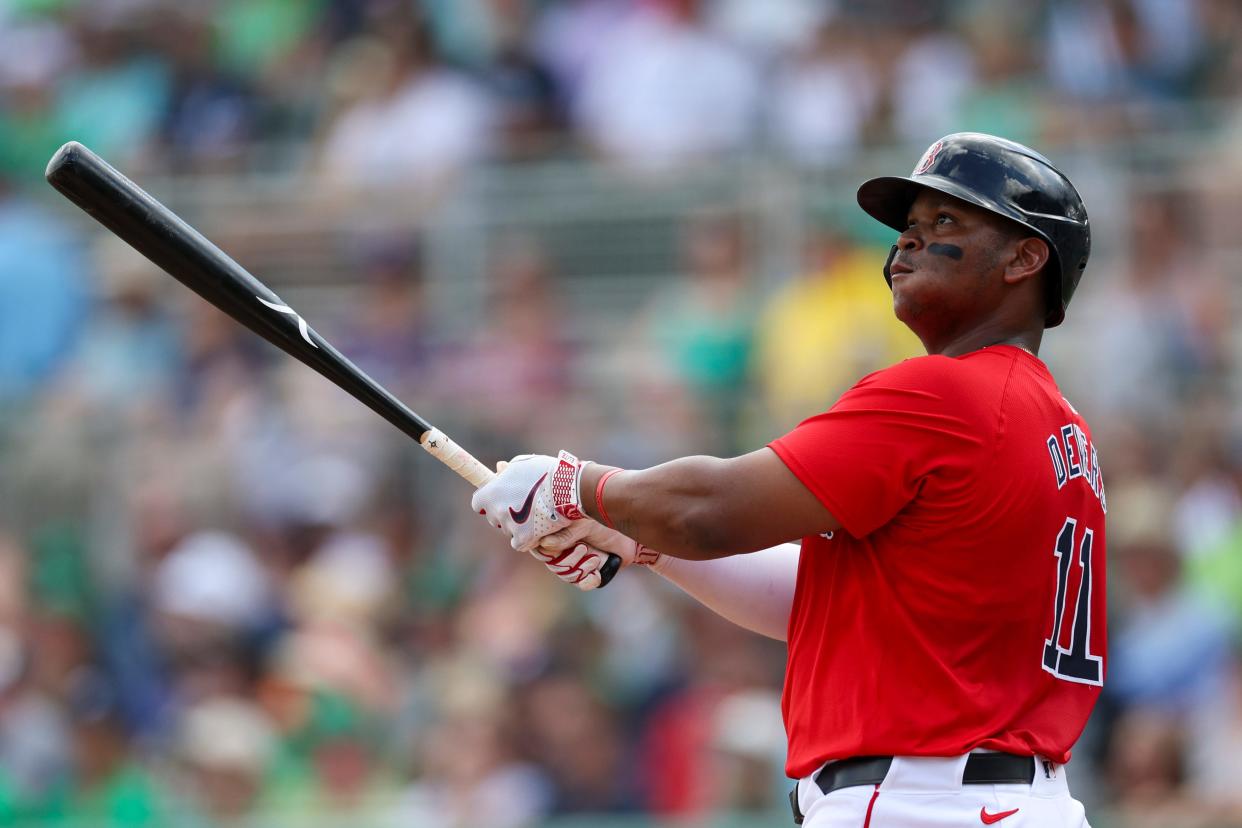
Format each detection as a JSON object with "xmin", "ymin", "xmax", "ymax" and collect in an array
[{"xmin": 1002, "ymin": 236, "xmax": 1050, "ymax": 286}]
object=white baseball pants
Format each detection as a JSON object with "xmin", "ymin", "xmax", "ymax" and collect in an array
[{"xmin": 793, "ymin": 755, "xmax": 1091, "ymax": 828}]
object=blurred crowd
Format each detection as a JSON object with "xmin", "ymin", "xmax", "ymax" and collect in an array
[
  {"xmin": 5, "ymin": 1, "xmax": 1242, "ymax": 827},
  {"xmin": 3, "ymin": 0, "xmax": 1242, "ymax": 183}
]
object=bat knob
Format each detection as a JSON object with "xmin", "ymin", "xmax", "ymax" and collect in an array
[
  {"xmin": 598, "ymin": 553, "xmax": 622, "ymax": 588},
  {"xmin": 46, "ymin": 141, "xmax": 89, "ymax": 182}
]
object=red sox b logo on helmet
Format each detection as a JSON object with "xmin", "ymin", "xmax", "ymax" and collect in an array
[{"xmin": 914, "ymin": 140, "xmax": 944, "ymax": 175}]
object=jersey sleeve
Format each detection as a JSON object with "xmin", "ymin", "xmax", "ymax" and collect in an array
[{"xmin": 769, "ymin": 357, "xmax": 992, "ymax": 538}]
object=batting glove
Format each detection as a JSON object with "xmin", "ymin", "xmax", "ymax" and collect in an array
[
  {"xmin": 535, "ymin": 519, "xmax": 661, "ymax": 590},
  {"xmin": 471, "ymin": 451, "xmax": 587, "ymax": 553}
]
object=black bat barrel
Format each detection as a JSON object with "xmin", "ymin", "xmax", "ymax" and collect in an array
[{"xmin": 45, "ymin": 141, "xmax": 434, "ymax": 441}]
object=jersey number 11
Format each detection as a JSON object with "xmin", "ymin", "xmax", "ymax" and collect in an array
[{"xmin": 1042, "ymin": 517, "xmax": 1103, "ymax": 685}]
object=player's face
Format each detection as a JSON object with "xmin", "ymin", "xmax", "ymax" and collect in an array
[{"xmin": 887, "ymin": 190, "xmax": 1015, "ymax": 340}]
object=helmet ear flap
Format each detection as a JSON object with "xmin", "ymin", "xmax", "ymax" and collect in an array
[{"xmin": 882, "ymin": 244, "xmax": 898, "ymax": 288}]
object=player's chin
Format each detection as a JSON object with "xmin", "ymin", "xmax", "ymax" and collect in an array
[
  {"xmin": 891, "ymin": 277, "xmax": 946, "ymax": 321},
  {"xmin": 890, "ymin": 289, "xmax": 925, "ymax": 325},
  {"xmin": 889, "ymin": 270, "xmax": 919, "ymax": 298}
]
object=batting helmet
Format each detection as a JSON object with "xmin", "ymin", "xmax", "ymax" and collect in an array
[{"xmin": 856, "ymin": 132, "xmax": 1090, "ymax": 327}]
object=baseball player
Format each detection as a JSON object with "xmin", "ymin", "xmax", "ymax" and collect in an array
[{"xmin": 472, "ymin": 133, "xmax": 1103, "ymax": 828}]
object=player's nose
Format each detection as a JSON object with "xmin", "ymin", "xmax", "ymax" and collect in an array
[{"xmin": 897, "ymin": 227, "xmax": 924, "ymax": 252}]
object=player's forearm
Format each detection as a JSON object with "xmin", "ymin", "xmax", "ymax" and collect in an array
[
  {"xmin": 649, "ymin": 543, "xmax": 799, "ymax": 641},
  {"xmin": 579, "ymin": 456, "xmax": 767, "ymax": 560},
  {"xmin": 575, "ymin": 447, "xmax": 839, "ymax": 559}
]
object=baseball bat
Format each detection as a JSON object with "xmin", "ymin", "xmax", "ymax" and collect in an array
[{"xmin": 45, "ymin": 141, "xmax": 620, "ymax": 587}]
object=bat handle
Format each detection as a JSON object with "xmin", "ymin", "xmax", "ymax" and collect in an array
[
  {"xmin": 419, "ymin": 428, "xmax": 621, "ymax": 587},
  {"xmin": 420, "ymin": 427, "xmax": 497, "ymax": 487}
]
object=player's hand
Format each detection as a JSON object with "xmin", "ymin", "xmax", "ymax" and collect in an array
[
  {"xmin": 534, "ymin": 519, "xmax": 661, "ymax": 590},
  {"xmin": 471, "ymin": 451, "xmax": 588, "ymax": 553}
]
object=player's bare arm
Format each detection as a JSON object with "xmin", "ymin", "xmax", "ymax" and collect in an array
[{"xmin": 575, "ymin": 449, "xmax": 837, "ymax": 559}]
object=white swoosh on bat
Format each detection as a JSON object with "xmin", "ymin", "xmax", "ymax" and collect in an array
[{"xmin": 255, "ymin": 296, "xmax": 318, "ymax": 348}]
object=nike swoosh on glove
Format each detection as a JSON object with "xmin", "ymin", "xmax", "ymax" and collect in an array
[{"xmin": 471, "ymin": 451, "xmax": 587, "ymax": 552}]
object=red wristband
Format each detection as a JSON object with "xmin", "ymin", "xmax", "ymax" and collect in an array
[{"xmin": 594, "ymin": 468, "xmax": 623, "ymax": 528}]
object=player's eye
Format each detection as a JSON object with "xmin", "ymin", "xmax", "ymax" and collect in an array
[{"xmin": 936, "ymin": 213, "xmax": 955, "ymax": 225}]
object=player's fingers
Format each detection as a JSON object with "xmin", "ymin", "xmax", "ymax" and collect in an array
[
  {"xmin": 539, "ymin": 522, "xmax": 590, "ymax": 551},
  {"xmin": 575, "ymin": 571, "xmax": 603, "ymax": 591},
  {"xmin": 567, "ymin": 546, "xmax": 604, "ymax": 590},
  {"xmin": 496, "ymin": 460, "xmax": 509, "ymax": 473},
  {"xmin": 528, "ymin": 546, "xmax": 556, "ymax": 563},
  {"xmin": 577, "ymin": 545, "xmax": 603, "ymax": 574}
]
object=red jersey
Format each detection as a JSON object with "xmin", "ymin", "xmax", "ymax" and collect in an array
[{"xmin": 769, "ymin": 345, "xmax": 1106, "ymax": 778}]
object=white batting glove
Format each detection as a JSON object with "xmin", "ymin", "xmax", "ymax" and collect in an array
[
  {"xmin": 471, "ymin": 451, "xmax": 587, "ymax": 553},
  {"xmin": 534, "ymin": 519, "xmax": 661, "ymax": 590}
]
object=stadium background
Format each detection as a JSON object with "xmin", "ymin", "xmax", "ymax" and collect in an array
[{"xmin": 2, "ymin": 0, "xmax": 1241, "ymax": 825}]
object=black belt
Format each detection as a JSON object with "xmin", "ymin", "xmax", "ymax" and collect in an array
[
  {"xmin": 790, "ymin": 753, "xmax": 1036, "ymax": 824},
  {"xmin": 815, "ymin": 753, "xmax": 1035, "ymax": 795}
]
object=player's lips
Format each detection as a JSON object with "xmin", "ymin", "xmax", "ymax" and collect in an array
[{"xmin": 889, "ymin": 260, "xmax": 915, "ymax": 277}]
